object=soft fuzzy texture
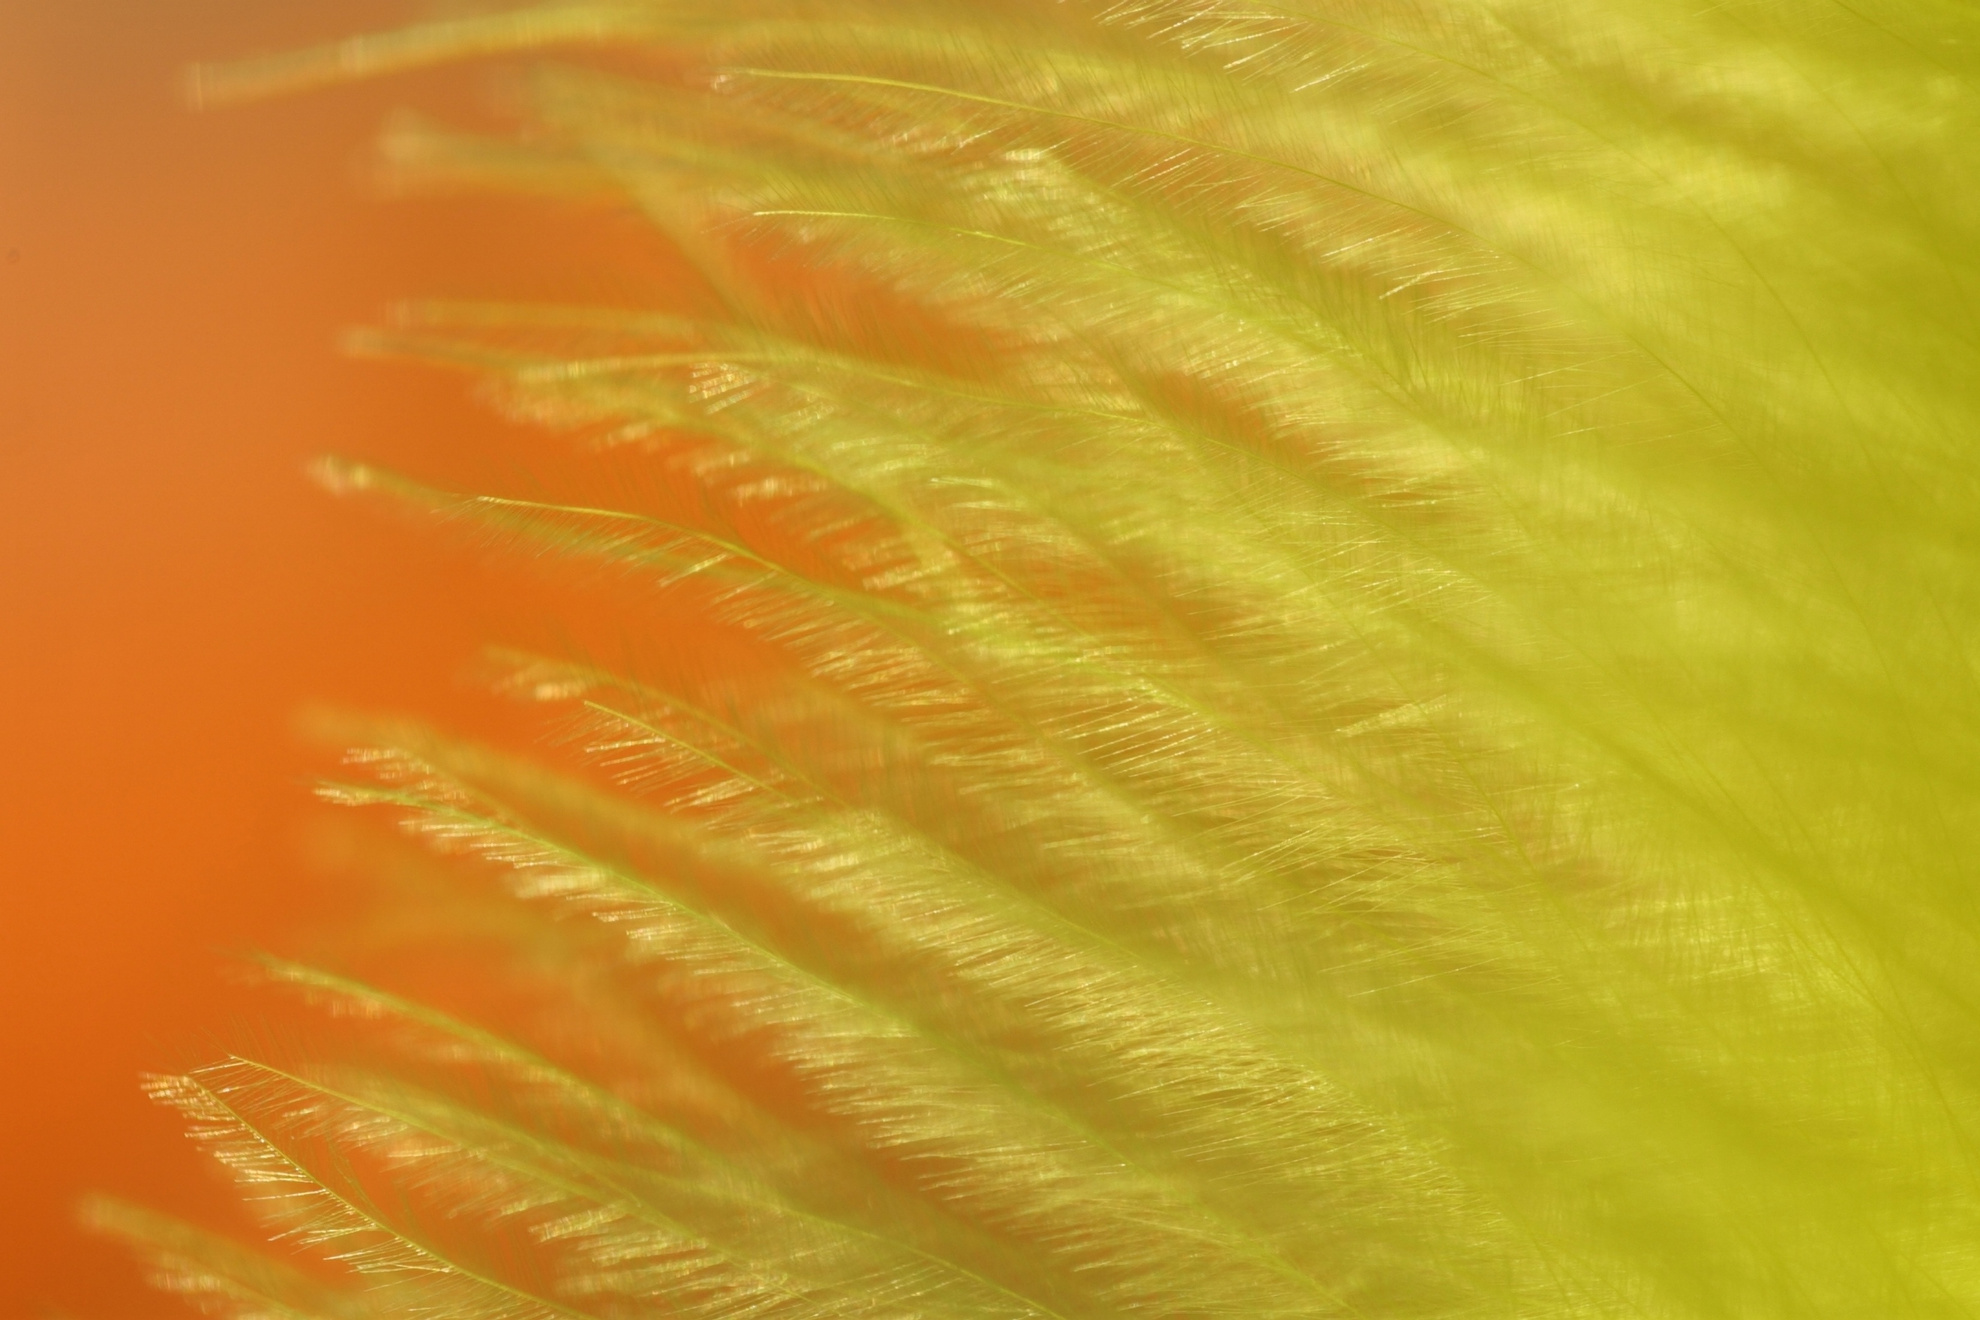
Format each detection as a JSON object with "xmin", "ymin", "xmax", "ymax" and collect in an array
[{"xmin": 87, "ymin": 3, "xmax": 1980, "ymax": 1317}]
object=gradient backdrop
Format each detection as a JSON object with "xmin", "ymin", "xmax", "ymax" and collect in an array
[{"xmin": 0, "ymin": 2, "xmax": 655, "ymax": 1311}]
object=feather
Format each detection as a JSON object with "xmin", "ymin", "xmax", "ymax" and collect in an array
[{"xmin": 92, "ymin": 1, "xmax": 1980, "ymax": 1317}]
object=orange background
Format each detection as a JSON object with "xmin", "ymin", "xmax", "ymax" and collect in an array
[{"xmin": 0, "ymin": 3, "xmax": 621, "ymax": 1311}]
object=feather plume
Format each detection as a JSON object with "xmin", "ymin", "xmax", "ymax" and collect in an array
[{"xmin": 93, "ymin": 2, "xmax": 1980, "ymax": 1317}]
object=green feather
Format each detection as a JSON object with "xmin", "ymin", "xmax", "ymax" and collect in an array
[{"xmin": 95, "ymin": 2, "xmax": 1980, "ymax": 1316}]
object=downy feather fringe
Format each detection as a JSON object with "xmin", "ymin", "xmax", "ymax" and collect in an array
[{"xmin": 93, "ymin": 2, "xmax": 1980, "ymax": 1318}]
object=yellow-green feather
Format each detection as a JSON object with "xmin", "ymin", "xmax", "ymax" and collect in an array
[{"xmin": 95, "ymin": 2, "xmax": 1980, "ymax": 1317}]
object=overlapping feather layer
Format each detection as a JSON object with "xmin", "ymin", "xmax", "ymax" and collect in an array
[{"xmin": 93, "ymin": 2, "xmax": 1980, "ymax": 1318}]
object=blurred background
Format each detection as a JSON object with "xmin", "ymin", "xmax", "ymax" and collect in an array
[{"xmin": 0, "ymin": 2, "xmax": 649, "ymax": 1311}]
